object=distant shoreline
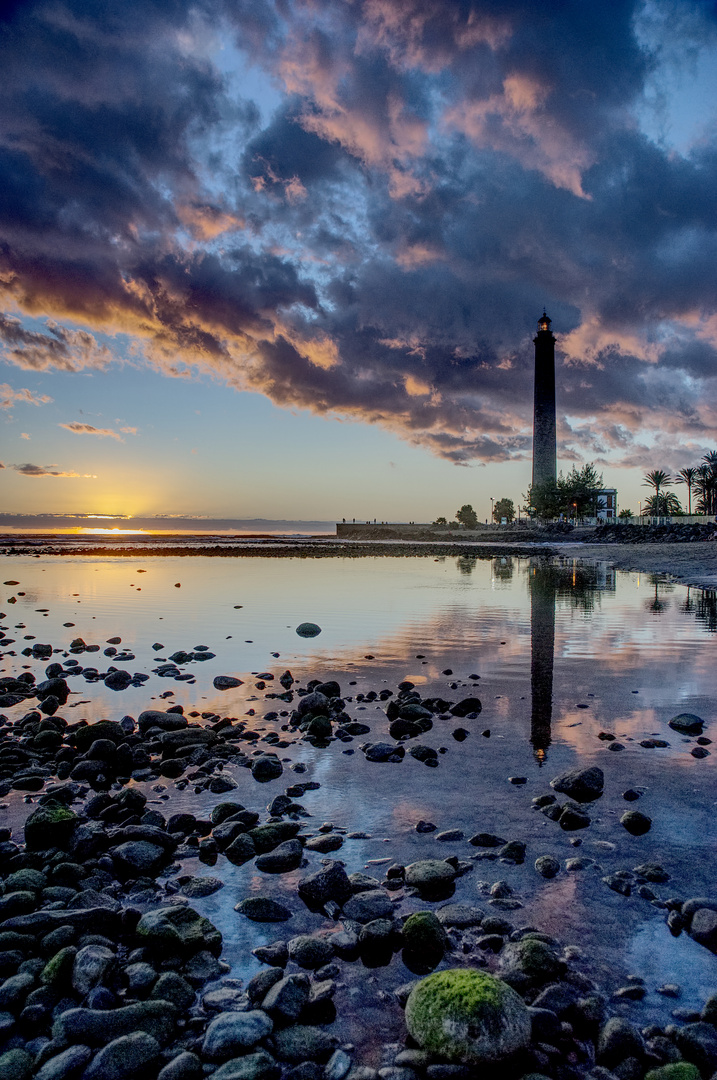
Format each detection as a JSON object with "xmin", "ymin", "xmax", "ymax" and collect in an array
[{"xmin": 2, "ymin": 532, "xmax": 717, "ymax": 590}]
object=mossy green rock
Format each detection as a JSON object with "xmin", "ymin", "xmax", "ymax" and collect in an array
[
  {"xmin": 248, "ymin": 822, "xmax": 301, "ymax": 854},
  {"xmin": 402, "ymin": 912, "xmax": 447, "ymax": 955},
  {"xmin": 405, "ymin": 968, "xmax": 531, "ymax": 1064},
  {"xmin": 24, "ymin": 801, "xmax": 78, "ymax": 851},
  {"xmin": 0, "ymin": 1048, "xmax": 32, "ymax": 1080},
  {"xmin": 499, "ymin": 937, "xmax": 565, "ymax": 988},
  {"xmin": 645, "ymin": 1066, "xmax": 701, "ymax": 1080},
  {"xmin": 404, "ymin": 860, "xmax": 457, "ymax": 891},
  {"xmin": 5, "ymin": 869, "xmax": 47, "ymax": 892},
  {"xmin": 41, "ymin": 945, "xmax": 78, "ymax": 987},
  {"xmin": 136, "ymin": 906, "xmax": 222, "ymax": 956}
]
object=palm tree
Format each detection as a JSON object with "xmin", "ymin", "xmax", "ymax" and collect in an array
[
  {"xmin": 703, "ymin": 452, "xmax": 717, "ymax": 515},
  {"xmin": 674, "ymin": 467, "xmax": 698, "ymax": 515},
  {"xmin": 642, "ymin": 491, "xmax": 682, "ymax": 516}
]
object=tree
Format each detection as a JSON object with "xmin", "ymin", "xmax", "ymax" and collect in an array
[
  {"xmin": 641, "ymin": 491, "xmax": 682, "ymax": 516},
  {"xmin": 674, "ymin": 467, "xmax": 698, "ymax": 515},
  {"xmin": 697, "ymin": 452, "xmax": 717, "ymax": 515},
  {"xmin": 433, "ymin": 516, "xmax": 447, "ymax": 526},
  {"xmin": 643, "ymin": 469, "xmax": 671, "ymax": 502},
  {"xmin": 618, "ymin": 508, "xmax": 633, "ymax": 519},
  {"xmin": 523, "ymin": 479, "xmax": 561, "ymax": 519},
  {"xmin": 455, "ymin": 504, "xmax": 478, "ymax": 529},
  {"xmin": 524, "ymin": 463, "xmax": 604, "ymax": 520},
  {"xmin": 492, "ymin": 498, "xmax": 515, "ymax": 523}
]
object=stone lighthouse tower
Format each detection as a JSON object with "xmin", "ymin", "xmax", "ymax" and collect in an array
[{"xmin": 532, "ymin": 311, "xmax": 557, "ymax": 491}]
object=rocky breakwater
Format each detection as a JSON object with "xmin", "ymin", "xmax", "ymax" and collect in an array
[{"xmin": 591, "ymin": 523, "xmax": 717, "ymax": 545}]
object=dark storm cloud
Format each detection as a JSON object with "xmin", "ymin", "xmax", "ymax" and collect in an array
[{"xmin": 1, "ymin": 0, "xmax": 717, "ymax": 465}]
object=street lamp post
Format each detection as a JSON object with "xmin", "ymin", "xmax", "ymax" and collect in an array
[{"xmin": 490, "ymin": 497, "xmax": 494, "ymax": 523}]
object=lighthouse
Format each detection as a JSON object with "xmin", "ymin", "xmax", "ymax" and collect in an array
[{"xmin": 532, "ymin": 311, "xmax": 557, "ymax": 491}]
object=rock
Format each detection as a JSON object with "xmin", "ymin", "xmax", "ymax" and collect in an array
[
  {"xmin": 296, "ymin": 623, "xmax": 322, "ymax": 637},
  {"xmin": 72, "ymin": 720, "xmax": 126, "ymax": 749},
  {"xmin": 449, "ymin": 698, "xmax": 482, "ymax": 718},
  {"xmin": 225, "ymin": 835, "xmax": 256, "ymax": 865},
  {"xmin": 250, "ymin": 822, "xmax": 301, "ymax": 853},
  {"xmin": 644, "ymin": 1066, "xmax": 700, "ymax": 1080},
  {"xmin": 550, "ymin": 766, "xmax": 604, "ymax": 803},
  {"xmin": 210, "ymin": 1051, "xmax": 280, "ymax": 1080},
  {"xmin": 83, "ymin": 1032, "xmax": 160, "ymax": 1080},
  {"xmin": 252, "ymin": 755, "xmax": 283, "ymax": 783},
  {"xmin": 668, "ymin": 714, "xmax": 704, "ymax": 735},
  {"xmin": 673, "ymin": 1022, "xmax": 717, "ymax": 1074},
  {"xmin": 262, "ymin": 974, "xmax": 310, "ymax": 1022},
  {"xmin": 157, "ymin": 1052, "xmax": 204, "ymax": 1080},
  {"xmin": 178, "ymin": 876, "xmax": 224, "ymax": 898},
  {"xmin": 52, "ymin": 1000, "xmax": 178, "ymax": 1047},
  {"xmin": 535, "ymin": 856, "xmax": 560, "ymax": 879},
  {"xmin": 498, "ymin": 841, "xmax": 526, "ymax": 863},
  {"xmin": 151, "ymin": 972, "xmax": 196, "ymax": 1010},
  {"xmin": 255, "ymin": 840, "xmax": 304, "ymax": 874},
  {"xmin": 404, "ymin": 860, "xmax": 457, "ymax": 893},
  {"xmin": 436, "ymin": 905, "xmax": 483, "ymax": 928},
  {"xmin": 203, "ymin": 1011, "xmax": 274, "ymax": 1059},
  {"xmin": 34, "ymin": 1046, "xmax": 93, "ymax": 1080},
  {"xmin": 0, "ymin": 1049, "xmax": 32, "ymax": 1080},
  {"xmin": 342, "ymin": 891, "xmax": 394, "ymax": 923},
  {"xmin": 559, "ymin": 806, "xmax": 591, "ymax": 831},
  {"xmin": 24, "ymin": 802, "xmax": 78, "ymax": 851},
  {"xmin": 498, "ymin": 938, "xmax": 565, "ymax": 989},
  {"xmin": 435, "ymin": 829, "xmax": 464, "ymax": 843},
  {"xmin": 633, "ymin": 863, "xmax": 669, "ymax": 883},
  {"xmin": 138, "ymin": 710, "xmax": 188, "ymax": 734},
  {"xmin": 214, "ymin": 676, "xmax": 244, "ymax": 690},
  {"xmin": 402, "ymin": 912, "xmax": 447, "ymax": 955},
  {"xmin": 235, "ymin": 898, "xmax": 293, "ymax": 922},
  {"xmin": 105, "ymin": 670, "xmax": 133, "ymax": 691},
  {"xmin": 405, "ymin": 969, "xmax": 531, "ymax": 1063},
  {"xmin": 620, "ymin": 811, "xmax": 652, "ymax": 836},
  {"xmin": 688, "ymin": 908, "xmax": 717, "ymax": 950},
  {"xmin": 469, "ymin": 833, "xmax": 506, "ymax": 848},
  {"xmin": 298, "ymin": 862, "xmax": 352, "ymax": 909},
  {"xmin": 111, "ymin": 841, "xmax": 167, "ymax": 876},
  {"xmin": 40, "ymin": 950, "xmax": 76, "ymax": 990},
  {"xmin": 363, "ymin": 743, "xmax": 404, "ymax": 763},
  {"xmin": 597, "ymin": 1017, "xmax": 645, "ymax": 1067},
  {"xmin": 297, "ymin": 692, "xmax": 331, "ymax": 718},
  {"xmin": 325, "ymin": 1050, "xmax": 353, "ymax": 1080},
  {"xmin": 359, "ymin": 919, "xmax": 396, "ymax": 957},
  {"xmin": 72, "ymin": 944, "xmax": 115, "ymax": 996},
  {"xmin": 126, "ymin": 962, "xmax": 157, "ymax": 997},
  {"xmin": 288, "ymin": 936, "xmax": 334, "ymax": 969},
  {"xmin": 135, "ymin": 906, "xmax": 221, "ymax": 955},
  {"xmin": 247, "ymin": 969, "xmax": 283, "ymax": 1005},
  {"xmin": 272, "ymin": 1025, "xmax": 338, "ymax": 1063}
]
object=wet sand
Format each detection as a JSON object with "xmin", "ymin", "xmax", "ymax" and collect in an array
[{"xmin": 560, "ymin": 541, "xmax": 717, "ymax": 591}]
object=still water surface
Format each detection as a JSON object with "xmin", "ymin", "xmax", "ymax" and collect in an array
[{"xmin": 1, "ymin": 553, "xmax": 716, "ymax": 1046}]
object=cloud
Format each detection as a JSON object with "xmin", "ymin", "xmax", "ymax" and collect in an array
[
  {"xmin": 59, "ymin": 421, "xmax": 127, "ymax": 441},
  {"xmin": 0, "ymin": 0, "xmax": 715, "ymax": 469},
  {"xmin": 0, "ymin": 316, "xmax": 111, "ymax": 372},
  {"xmin": 0, "ymin": 383, "xmax": 53, "ymax": 409},
  {"xmin": 20, "ymin": 432, "xmax": 30, "ymax": 440},
  {"xmin": 9, "ymin": 462, "xmax": 96, "ymax": 478}
]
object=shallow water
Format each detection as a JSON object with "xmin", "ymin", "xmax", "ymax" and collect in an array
[{"xmin": 1, "ymin": 553, "xmax": 716, "ymax": 1048}]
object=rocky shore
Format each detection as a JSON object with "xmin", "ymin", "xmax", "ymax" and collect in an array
[{"xmin": 0, "ymin": 648, "xmax": 715, "ymax": 1080}]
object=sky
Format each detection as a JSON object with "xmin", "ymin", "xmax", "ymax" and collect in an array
[{"xmin": 1, "ymin": 0, "xmax": 717, "ymax": 527}]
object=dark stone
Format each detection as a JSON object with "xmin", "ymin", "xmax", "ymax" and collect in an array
[
  {"xmin": 620, "ymin": 811, "xmax": 652, "ymax": 836},
  {"xmin": 550, "ymin": 766, "xmax": 604, "ymax": 803}
]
